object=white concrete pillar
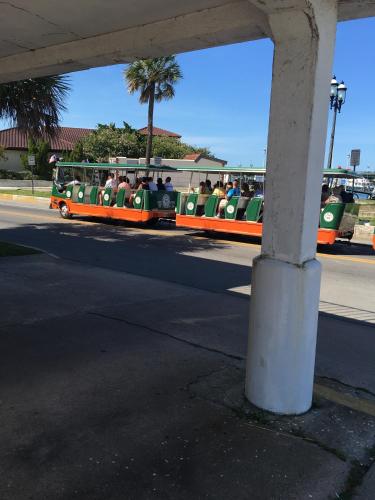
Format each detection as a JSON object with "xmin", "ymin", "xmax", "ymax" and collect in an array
[{"xmin": 245, "ymin": 0, "xmax": 338, "ymax": 414}]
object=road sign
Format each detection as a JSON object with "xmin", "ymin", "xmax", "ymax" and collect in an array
[
  {"xmin": 28, "ymin": 154, "xmax": 36, "ymax": 166},
  {"xmin": 350, "ymin": 149, "xmax": 360, "ymax": 167}
]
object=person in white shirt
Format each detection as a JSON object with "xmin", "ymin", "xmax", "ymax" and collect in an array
[
  {"xmin": 164, "ymin": 177, "xmax": 174, "ymax": 191},
  {"xmin": 99, "ymin": 173, "xmax": 117, "ymax": 204},
  {"xmin": 148, "ymin": 176, "xmax": 158, "ymax": 191},
  {"xmin": 104, "ymin": 173, "xmax": 117, "ymax": 190},
  {"xmin": 67, "ymin": 175, "xmax": 81, "ymax": 186}
]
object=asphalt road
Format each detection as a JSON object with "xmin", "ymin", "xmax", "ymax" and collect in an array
[
  {"xmin": 0, "ymin": 201, "xmax": 374, "ymax": 500},
  {"xmin": 0, "ymin": 201, "xmax": 374, "ymax": 315}
]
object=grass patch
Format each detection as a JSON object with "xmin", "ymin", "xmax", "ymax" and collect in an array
[
  {"xmin": 0, "ymin": 189, "xmax": 51, "ymax": 198},
  {"xmin": 0, "ymin": 241, "xmax": 41, "ymax": 257}
]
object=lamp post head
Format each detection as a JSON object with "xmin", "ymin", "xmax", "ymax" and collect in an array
[
  {"xmin": 330, "ymin": 76, "xmax": 338, "ymax": 95},
  {"xmin": 330, "ymin": 76, "xmax": 339, "ymax": 108},
  {"xmin": 337, "ymin": 81, "xmax": 347, "ymax": 102},
  {"xmin": 337, "ymin": 81, "xmax": 347, "ymax": 112}
]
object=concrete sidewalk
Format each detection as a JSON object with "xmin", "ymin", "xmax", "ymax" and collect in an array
[{"xmin": 0, "ymin": 254, "xmax": 374, "ymax": 499}]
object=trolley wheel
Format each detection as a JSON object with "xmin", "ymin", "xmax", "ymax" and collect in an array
[
  {"xmin": 145, "ymin": 218, "xmax": 159, "ymax": 226},
  {"xmin": 59, "ymin": 202, "xmax": 72, "ymax": 219}
]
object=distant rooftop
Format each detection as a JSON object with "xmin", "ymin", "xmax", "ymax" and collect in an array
[
  {"xmin": 0, "ymin": 127, "xmax": 93, "ymax": 151},
  {"xmin": 137, "ymin": 126, "xmax": 181, "ymax": 138},
  {"xmin": 184, "ymin": 153, "xmax": 227, "ymax": 166}
]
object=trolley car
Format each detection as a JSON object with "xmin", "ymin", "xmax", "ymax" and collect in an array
[
  {"xmin": 175, "ymin": 167, "xmax": 360, "ymax": 244},
  {"xmin": 50, "ymin": 162, "xmax": 178, "ymax": 223}
]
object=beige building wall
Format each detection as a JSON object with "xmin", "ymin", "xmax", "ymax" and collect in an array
[{"xmin": 0, "ymin": 150, "xmax": 24, "ymax": 171}]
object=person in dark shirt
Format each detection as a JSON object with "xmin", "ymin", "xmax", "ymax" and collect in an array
[
  {"xmin": 340, "ymin": 186, "xmax": 354, "ymax": 203},
  {"xmin": 157, "ymin": 178, "xmax": 165, "ymax": 190},
  {"xmin": 321, "ymin": 184, "xmax": 330, "ymax": 208}
]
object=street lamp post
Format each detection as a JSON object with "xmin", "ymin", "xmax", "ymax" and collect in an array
[{"xmin": 327, "ymin": 76, "xmax": 347, "ymax": 168}]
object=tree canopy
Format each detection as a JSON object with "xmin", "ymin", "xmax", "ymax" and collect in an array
[
  {"xmin": 124, "ymin": 56, "xmax": 182, "ymax": 164},
  {"xmin": 80, "ymin": 122, "xmax": 213, "ymax": 162}
]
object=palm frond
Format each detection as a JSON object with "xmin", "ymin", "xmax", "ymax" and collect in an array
[
  {"xmin": 0, "ymin": 75, "xmax": 70, "ymax": 138},
  {"xmin": 124, "ymin": 55, "xmax": 182, "ymax": 105},
  {"xmin": 155, "ymin": 82, "xmax": 175, "ymax": 102}
]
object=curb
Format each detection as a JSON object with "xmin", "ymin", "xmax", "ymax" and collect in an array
[{"xmin": 0, "ymin": 193, "xmax": 49, "ymax": 204}]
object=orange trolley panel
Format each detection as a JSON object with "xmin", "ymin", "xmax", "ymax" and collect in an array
[
  {"xmin": 177, "ymin": 214, "xmax": 338, "ymax": 244},
  {"xmin": 51, "ymin": 197, "xmax": 175, "ymax": 223},
  {"xmin": 176, "ymin": 214, "xmax": 263, "ymax": 236}
]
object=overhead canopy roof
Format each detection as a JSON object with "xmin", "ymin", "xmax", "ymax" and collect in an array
[
  {"xmin": 56, "ymin": 161, "xmax": 177, "ymax": 172},
  {"xmin": 57, "ymin": 162, "xmax": 360, "ymax": 178},
  {"xmin": 0, "ymin": 1, "xmax": 374, "ymax": 83},
  {"xmin": 174, "ymin": 167, "xmax": 360, "ymax": 177}
]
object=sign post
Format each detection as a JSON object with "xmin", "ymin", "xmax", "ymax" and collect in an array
[
  {"xmin": 350, "ymin": 149, "xmax": 360, "ymax": 172},
  {"xmin": 28, "ymin": 155, "xmax": 36, "ymax": 195},
  {"xmin": 350, "ymin": 149, "xmax": 360, "ymax": 193}
]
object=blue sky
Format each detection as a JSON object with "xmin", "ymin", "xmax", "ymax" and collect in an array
[{"xmin": 3, "ymin": 16, "xmax": 375, "ymax": 170}]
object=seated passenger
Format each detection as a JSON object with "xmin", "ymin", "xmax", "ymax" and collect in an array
[
  {"xmin": 148, "ymin": 176, "xmax": 158, "ymax": 191},
  {"xmin": 118, "ymin": 176, "xmax": 131, "ymax": 191},
  {"xmin": 340, "ymin": 185, "xmax": 354, "ymax": 203},
  {"xmin": 217, "ymin": 181, "xmax": 235, "ymax": 217},
  {"xmin": 118, "ymin": 176, "xmax": 132, "ymax": 203},
  {"xmin": 212, "ymin": 181, "xmax": 226, "ymax": 198},
  {"xmin": 206, "ymin": 179, "xmax": 213, "ymax": 193},
  {"xmin": 197, "ymin": 181, "xmax": 210, "ymax": 194},
  {"xmin": 321, "ymin": 184, "xmax": 330, "ymax": 208},
  {"xmin": 253, "ymin": 182, "xmax": 264, "ymax": 198},
  {"xmin": 231, "ymin": 180, "xmax": 241, "ymax": 196},
  {"xmin": 129, "ymin": 177, "xmax": 149, "ymax": 207},
  {"xmin": 157, "ymin": 178, "xmax": 165, "ymax": 191},
  {"xmin": 99, "ymin": 173, "xmax": 117, "ymax": 204},
  {"xmin": 241, "ymin": 182, "xmax": 252, "ymax": 198},
  {"xmin": 326, "ymin": 186, "xmax": 343, "ymax": 204},
  {"xmin": 67, "ymin": 175, "xmax": 81, "ymax": 186},
  {"xmin": 105, "ymin": 173, "xmax": 117, "ymax": 189},
  {"xmin": 164, "ymin": 177, "xmax": 174, "ymax": 191},
  {"xmin": 137, "ymin": 177, "xmax": 149, "ymax": 191}
]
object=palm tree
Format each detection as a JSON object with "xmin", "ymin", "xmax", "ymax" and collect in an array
[
  {"xmin": 124, "ymin": 56, "xmax": 182, "ymax": 165},
  {"xmin": 0, "ymin": 75, "xmax": 70, "ymax": 139}
]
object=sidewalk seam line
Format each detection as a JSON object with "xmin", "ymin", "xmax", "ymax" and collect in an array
[{"xmin": 88, "ymin": 311, "xmax": 245, "ymax": 362}]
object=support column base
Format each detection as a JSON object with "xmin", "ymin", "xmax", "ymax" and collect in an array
[{"xmin": 245, "ymin": 255, "xmax": 321, "ymax": 415}]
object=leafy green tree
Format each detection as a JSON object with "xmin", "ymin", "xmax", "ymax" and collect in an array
[
  {"xmin": 81, "ymin": 123, "xmax": 143, "ymax": 161},
  {"xmin": 80, "ymin": 122, "xmax": 214, "ymax": 164},
  {"xmin": 62, "ymin": 141, "xmax": 86, "ymax": 162},
  {"xmin": 21, "ymin": 139, "xmax": 51, "ymax": 179},
  {"xmin": 151, "ymin": 136, "xmax": 212, "ymax": 159},
  {"xmin": 124, "ymin": 57, "xmax": 182, "ymax": 165},
  {"xmin": 0, "ymin": 75, "xmax": 70, "ymax": 138}
]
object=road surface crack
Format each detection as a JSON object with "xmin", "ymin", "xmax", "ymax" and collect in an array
[{"xmin": 88, "ymin": 311, "xmax": 244, "ymax": 362}]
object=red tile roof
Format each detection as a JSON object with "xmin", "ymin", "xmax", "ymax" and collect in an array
[
  {"xmin": 184, "ymin": 153, "xmax": 201, "ymax": 161},
  {"xmin": 137, "ymin": 126, "xmax": 181, "ymax": 138},
  {"xmin": 184, "ymin": 153, "xmax": 227, "ymax": 165},
  {"xmin": 0, "ymin": 127, "xmax": 93, "ymax": 151}
]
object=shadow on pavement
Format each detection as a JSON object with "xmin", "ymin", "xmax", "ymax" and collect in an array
[
  {"xmin": 0, "ymin": 219, "xmax": 252, "ymax": 293},
  {"xmin": 0, "ymin": 215, "xmax": 374, "ymax": 499}
]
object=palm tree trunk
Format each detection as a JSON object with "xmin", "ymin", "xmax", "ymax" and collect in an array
[{"xmin": 146, "ymin": 83, "xmax": 155, "ymax": 166}]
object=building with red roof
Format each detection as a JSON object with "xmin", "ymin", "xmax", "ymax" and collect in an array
[
  {"xmin": 0, "ymin": 126, "xmax": 93, "ymax": 172},
  {"xmin": 137, "ymin": 126, "xmax": 181, "ymax": 138}
]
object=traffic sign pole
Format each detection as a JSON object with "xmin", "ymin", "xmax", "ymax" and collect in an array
[{"xmin": 28, "ymin": 155, "xmax": 36, "ymax": 195}]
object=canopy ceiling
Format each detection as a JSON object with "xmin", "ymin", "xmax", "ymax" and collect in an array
[{"xmin": 0, "ymin": 0, "xmax": 374, "ymax": 83}]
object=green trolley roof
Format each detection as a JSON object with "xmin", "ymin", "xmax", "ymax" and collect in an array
[
  {"xmin": 56, "ymin": 162, "xmax": 177, "ymax": 172},
  {"xmin": 56, "ymin": 162, "xmax": 360, "ymax": 178}
]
